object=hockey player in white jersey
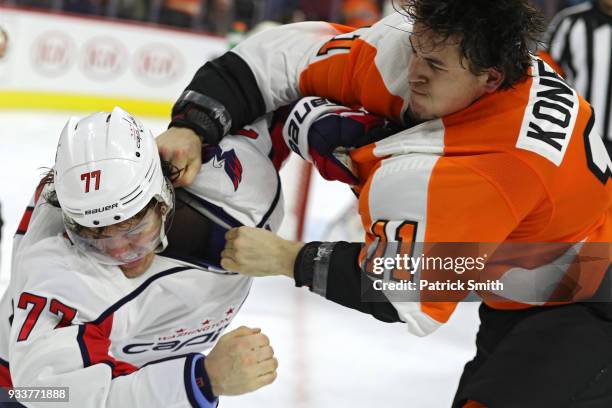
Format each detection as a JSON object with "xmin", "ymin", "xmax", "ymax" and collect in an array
[{"xmin": 0, "ymin": 107, "xmax": 284, "ymax": 407}]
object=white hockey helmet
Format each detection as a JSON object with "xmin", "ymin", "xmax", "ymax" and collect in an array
[{"xmin": 54, "ymin": 106, "xmax": 174, "ymax": 264}]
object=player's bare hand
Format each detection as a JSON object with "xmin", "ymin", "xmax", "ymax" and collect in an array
[
  {"xmin": 156, "ymin": 127, "xmax": 202, "ymax": 187},
  {"xmin": 205, "ymin": 326, "xmax": 278, "ymax": 396},
  {"xmin": 221, "ymin": 227, "xmax": 304, "ymax": 278}
]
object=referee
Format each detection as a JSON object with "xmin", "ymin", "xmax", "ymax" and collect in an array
[{"xmin": 542, "ymin": 0, "xmax": 612, "ymax": 156}]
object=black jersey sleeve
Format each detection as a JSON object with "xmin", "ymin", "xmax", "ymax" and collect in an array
[{"xmin": 294, "ymin": 241, "xmax": 401, "ymax": 323}]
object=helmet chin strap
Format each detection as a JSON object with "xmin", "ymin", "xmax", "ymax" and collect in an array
[
  {"xmin": 157, "ymin": 233, "xmax": 169, "ymax": 253},
  {"xmin": 155, "ymin": 177, "xmax": 175, "ymax": 253}
]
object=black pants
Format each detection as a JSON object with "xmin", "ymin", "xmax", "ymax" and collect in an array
[{"xmin": 452, "ymin": 301, "xmax": 612, "ymax": 408}]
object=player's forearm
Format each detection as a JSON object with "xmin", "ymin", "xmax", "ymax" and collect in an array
[
  {"xmin": 9, "ymin": 301, "xmax": 217, "ymax": 408},
  {"xmin": 294, "ymin": 241, "xmax": 402, "ymax": 323},
  {"xmin": 11, "ymin": 340, "xmax": 215, "ymax": 408},
  {"xmin": 221, "ymin": 228, "xmax": 401, "ymax": 321},
  {"xmin": 181, "ymin": 52, "xmax": 266, "ymax": 136},
  {"xmin": 172, "ymin": 22, "xmax": 345, "ymax": 145}
]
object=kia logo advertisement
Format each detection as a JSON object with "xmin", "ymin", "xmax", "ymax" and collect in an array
[
  {"xmin": 134, "ymin": 44, "xmax": 184, "ymax": 86},
  {"xmin": 28, "ymin": 31, "xmax": 192, "ymax": 86},
  {"xmin": 80, "ymin": 36, "xmax": 128, "ymax": 81},
  {"xmin": 31, "ymin": 31, "xmax": 75, "ymax": 77}
]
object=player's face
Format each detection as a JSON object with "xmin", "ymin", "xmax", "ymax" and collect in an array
[
  {"xmin": 107, "ymin": 207, "xmax": 163, "ymax": 278},
  {"xmin": 118, "ymin": 251, "xmax": 156, "ymax": 278},
  {"xmin": 78, "ymin": 204, "xmax": 165, "ymax": 278},
  {"xmin": 406, "ymin": 23, "xmax": 502, "ymax": 122}
]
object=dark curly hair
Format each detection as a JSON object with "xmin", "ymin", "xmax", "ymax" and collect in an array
[{"xmin": 398, "ymin": 0, "xmax": 546, "ymax": 89}]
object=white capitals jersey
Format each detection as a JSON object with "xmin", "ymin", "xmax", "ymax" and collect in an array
[{"xmin": 0, "ymin": 116, "xmax": 285, "ymax": 408}]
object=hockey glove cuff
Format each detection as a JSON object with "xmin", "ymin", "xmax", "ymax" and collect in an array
[
  {"xmin": 191, "ymin": 354, "xmax": 218, "ymax": 407},
  {"xmin": 171, "ymin": 90, "xmax": 232, "ymax": 145}
]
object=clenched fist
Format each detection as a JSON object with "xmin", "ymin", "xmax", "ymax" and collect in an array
[
  {"xmin": 205, "ymin": 326, "xmax": 278, "ymax": 396},
  {"xmin": 156, "ymin": 127, "xmax": 203, "ymax": 187},
  {"xmin": 221, "ymin": 227, "xmax": 304, "ymax": 278}
]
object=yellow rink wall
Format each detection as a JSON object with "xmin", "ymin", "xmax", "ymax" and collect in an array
[
  {"xmin": 0, "ymin": 6, "xmax": 227, "ymax": 118},
  {"xmin": 0, "ymin": 91, "xmax": 173, "ymax": 117}
]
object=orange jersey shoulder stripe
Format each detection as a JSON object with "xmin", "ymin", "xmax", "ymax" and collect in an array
[{"xmin": 299, "ymin": 38, "xmax": 405, "ymax": 120}]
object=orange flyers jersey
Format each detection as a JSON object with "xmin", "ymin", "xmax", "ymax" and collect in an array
[
  {"xmin": 230, "ymin": 13, "xmax": 611, "ymax": 336},
  {"xmin": 350, "ymin": 58, "xmax": 612, "ymax": 336},
  {"xmin": 231, "ymin": 12, "xmax": 411, "ymax": 122}
]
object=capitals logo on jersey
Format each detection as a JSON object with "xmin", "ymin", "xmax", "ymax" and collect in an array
[{"xmin": 203, "ymin": 145, "xmax": 243, "ymax": 190}]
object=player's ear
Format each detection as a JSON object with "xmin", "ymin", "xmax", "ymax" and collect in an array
[
  {"xmin": 159, "ymin": 203, "xmax": 168, "ymax": 216},
  {"xmin": 482, "ymin": 67, "xmax": 505, "ymax": 93}
]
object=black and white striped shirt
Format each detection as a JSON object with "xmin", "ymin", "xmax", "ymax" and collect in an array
[{"xmin": 547, "ymin": 1, "xmax": 612, "ymax": 150}]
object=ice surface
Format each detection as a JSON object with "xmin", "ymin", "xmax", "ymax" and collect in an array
[{"xmin": 0, "ymin": 110, "xmax": 480, "ymax": 408}]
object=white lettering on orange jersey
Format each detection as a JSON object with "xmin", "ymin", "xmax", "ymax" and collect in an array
[
  {"xmin": 516, "ymin": 59, "xmax": 580, "ymax": 166},
  {"xmin": 348, "ymin": 57, "xmax": 611, "ymax": 336},
  {"xmin": 227, "ymin": 13, "xmax": 610, "ymax": 336}
]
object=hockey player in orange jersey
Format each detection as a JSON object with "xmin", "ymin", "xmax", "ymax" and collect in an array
[{"xmin": 157, "ymin": 0, "xmax": 612, "ymax": 406}]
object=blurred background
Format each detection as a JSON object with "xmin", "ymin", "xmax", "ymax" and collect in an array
[
  {"xmin": 0, "ymin": 0, "xmax": 591, "ymax": 36},
  {"xmin": 0, "ymin": 1, "xmax": 603, "ymax": 407}
]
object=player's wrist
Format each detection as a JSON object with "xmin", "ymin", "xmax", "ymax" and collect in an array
[
  {"xmin": 164, "ymin": 126, "xmax": 203, "ymax": 147},
  {"xmin": 195, "ymin": 355, "xmax": 218, "ymax": 402},
  {"xmin": 171, "ymin": 90, "xmax": 232, "ymax": 145},
  {"xmin": 170, "ymin": 105, "xmax": 220, "ymax": 146},
  {"xmin": 293, "ymin": 241, "xmax": 338, "ymax": 293},
  {"xmin": 281, "ymin": 240, "xmax": 305, "ymax": 279}
]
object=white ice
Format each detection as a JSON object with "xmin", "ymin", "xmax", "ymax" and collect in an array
[{"xmin": 0, "ymin": 110, "xmax": 480, "ymax": 408}]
